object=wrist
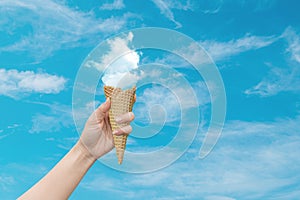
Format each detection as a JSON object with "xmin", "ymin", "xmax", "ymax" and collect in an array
[{"xmin": 74, "ymin": 140, "xmax": 97, "ymax": 164}]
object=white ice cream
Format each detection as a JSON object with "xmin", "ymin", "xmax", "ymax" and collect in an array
[{"xmin": 101, "ymin": 32, "xmax": 140, "ymax": 88}]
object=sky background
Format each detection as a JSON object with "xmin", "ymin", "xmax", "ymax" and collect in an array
[{"xmin": 1, "ymin": 0, "xmax": 300, "ymax": 199}]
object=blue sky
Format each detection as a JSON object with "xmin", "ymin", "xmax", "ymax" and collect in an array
[{"xmin": 1, "ymin": 0, "xmax": 300, "ymax": 199}]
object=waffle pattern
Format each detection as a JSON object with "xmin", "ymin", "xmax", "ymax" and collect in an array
[{"xmin": 104, "ymin": 86, "xmax": 136, "ymax": 164}]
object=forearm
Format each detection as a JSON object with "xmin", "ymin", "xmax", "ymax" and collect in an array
[{"xmin": 19, "ymin": 141, "xmax": 95, "ymax": 200}]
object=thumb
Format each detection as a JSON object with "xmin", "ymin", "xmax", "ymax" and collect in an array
[{"xmin": 95, "ymin": 98, "xmax": 111, "ymax": 119}]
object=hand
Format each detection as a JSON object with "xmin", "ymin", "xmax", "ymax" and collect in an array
[{"xmin": 78, "ymin": 98, "xmax": 135, "ymax": 160}]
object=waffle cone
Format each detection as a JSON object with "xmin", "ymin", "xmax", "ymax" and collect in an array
[{"xmin": 104, "ymin": 86, "xmax": 136, "ymax": 164}]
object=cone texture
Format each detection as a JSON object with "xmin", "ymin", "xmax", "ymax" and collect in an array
[{"xmin": 104, "ymin": 86, "xmax": 136, "ymax": 164}]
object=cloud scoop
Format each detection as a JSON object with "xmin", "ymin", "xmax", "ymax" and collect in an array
[{"xmin": 101, "ymin": 32, "xmax": 140, "ymax": 89}]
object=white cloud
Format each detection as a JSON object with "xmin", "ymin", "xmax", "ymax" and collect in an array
[
  {"xmin": 158, "ymin": 0, "xmax": 194, "ymax": 11},
  {"xmin": 0, "ymin": 134, "xmax": 9, "ymax": 140},
  {"xmin": 150, "ymin": 0, "xmax": 223, "ymax": 28},
  {"xmin": 174, "ymin": 42, "xmax": 212, "ymax": 66},
  {"xmin": 0, "ymin": 124, "xmax": 23, "ymax": 140},
  {"xmin": 0, "ymin": 68, "xmax": 66, "ymax": 99},
  {"xmin": 99, "ymin": 32, "xmax": 141, "ymax": 88},
  {"xmin": 151, "ymin": 0, "xmax": 222, "ymax": 27},
  {"xmin": 30, "ymin": 114, "xmax": 68, "ymax": 134},
  {"xmin": 55, "ymin": 137, "xmax": 79, "ymax": 150},
  {"xmin": 27, "ymin": 101, "xmax": 100, "ymax": 135},
  {"xmin": 100, "ymin": 0, "xmax": 125, "ymax": 10},
  {"xmin": 154, "ymin": 34, "xmax": 277, "ymax": 68},
  {"xmin": 29, "ymin": 102, "xmax": 73, "ymax": 133},
  {"xmin": 151, "ymin": 0, "xmax": 182, "ymax": 28},
  {"xmin": 136, "ymin": 86, "xmax": 180, "ymax": 123},
  {"xmin": 0, "ymin": 0, "xmax": 138, "ymax": 60},
  {"xmin": 244, "ymin": 63, "xmax": 300, "ymax": 96},
  {"xmin": 199, "ymin": 34, "xmax": 278, "ymax": 62},
  {"xmin": 7, "ymin": 124, "xmax": 20, "ymax": 129},
  {"xmin": 245, "ymin": 27, "xmax": 300, "ymax": 97},
  {"xmin": 282, "ymin": 27, "xmax": 300, "ymax": 63},
  {"xmin": 200, "ymin": 1, "xmax": 223, "ymax": 14},
  {"xmin": 134, "ymin": 77, "xmax": 208, "ymax": 124}
]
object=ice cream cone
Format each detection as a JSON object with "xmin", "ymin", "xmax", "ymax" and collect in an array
[{"xmin": 104, "ymin": 86, "xmax": 136, "ymax": 164}]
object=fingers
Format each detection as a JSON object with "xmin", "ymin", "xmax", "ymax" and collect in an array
[
  {"xmin": 115, "ymin": 112, "xmax": 135, "ymax": 123},
  {"xmin": 112, "ymin": 125, "xmax": 132, "ymax": 136},
  {"xmin": 112, "ymin": 112, "xmax": 135, "ymax": 136},
  {"xmin": 95, "ymin": 98, "xmax": 111, "ymax": 119}
]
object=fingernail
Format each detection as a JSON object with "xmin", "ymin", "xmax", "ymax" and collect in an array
[{"xmin": 112, "ymin": 130, "xmax": 118, "ymax": 135}]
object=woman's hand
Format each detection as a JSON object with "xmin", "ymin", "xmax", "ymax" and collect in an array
[{"xmin": 78, "ymin": 98, "xmax": 135, "ymax": 159}]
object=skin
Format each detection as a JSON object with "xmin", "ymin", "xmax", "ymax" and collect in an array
[{"xmin": 18, "ymin": 98, "xmax": 135, "ymax": 200}]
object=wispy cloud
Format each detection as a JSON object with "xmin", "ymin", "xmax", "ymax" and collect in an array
[
  {"xmin": 0, "ymin": 124, "xmax": 22, "ymax": 140},
  {"xmin": 238, "ymin": 0, "xmax": 277, "ymax": 11},
  {"xmin": 244, "ymin": 62, "xmax": 300, "ymax": 96},
  {"xmin": 199, "ymin": 34, "xmax": 278, "ymax": 62},
  {"xmin": 282, "ymin": 27, "xmax": 300, "ymax": 63},
  {"xmin": 136, "ymin": 86, "xmax": 181, "ymax": 123},
  {"xmin": 0, "ymin": 174, "xmax": 15, "ymax": 192},
  {"xmin": 174, "ymin": 42, "xmax": 212, "ymax": 65},
  {"xmin": 159, "ymin": 0, "xmax": 194, "ymax": 11},
  {"xmin": 0, "ymin": 68, "xmax": 66, "ymax": 99},
  {"xmin": 245, "ymin": 27, "xmax": 300, "ymax": 97},
  {"xmin": 0, "ymin": 0, "xmax": 139, "ymax": 60},
  {"xmin": 154, "ymin": 33, "xmax": 277, "ymax": 68},
  {"xmin": 0, "ymin": 134, "xmax": 9, "ymax": 140},
  {"xmin": 134, "ymin": 72, "xmax": 209, "ymax": 124},
  {"xmin": 0, "ymin": 162, "xmax": 49, "ymax": 196},
  {"xmin": 152, "ymin": 0, "xmax": 222, "ymax": 17},
  {"xmin": 197, "ymin": 0, "xmax": 223, "ymax": 14},
  {"xmin": 151, "ymin": 0, "xmax": 182, "ymax": 28},
  {"xmin": 31, "ymin": 99, "xmax": 101, "ymax": 135},
  {"xmin": 55, "ymin": 137, "xmax": 79, "ymax": 150},
  {"xmin": 100, "ymin": 0, "xmax": 125, "ymax": 10},
  {"xmin": 29, "ymin": 102, "xmax": 73, "ymax": 134}
]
